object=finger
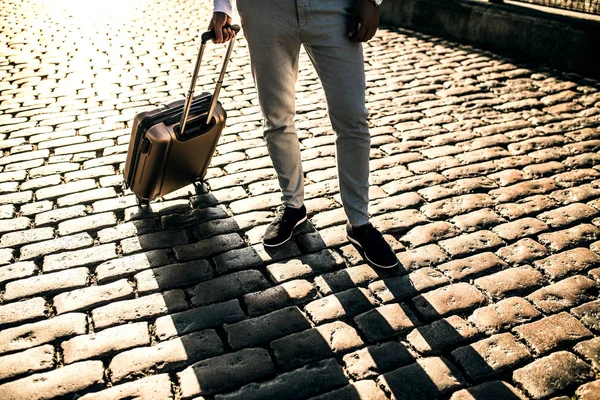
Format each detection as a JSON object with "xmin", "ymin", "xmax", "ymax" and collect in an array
[
  {"xmin": 215, "ymin": 24, "xmax": 224, "ymax": 44},
  {"xmin": 357, "ymin": 24, "xmax": 369, "ymax": 42},
  {"xmin": 223, "ymin": 28, "xmax": 233, "ymax": 42},
  {"xmin": 348, "ymin": 12, "xmax": 359, "ymax": 38},
  {"xmin": 350, "ymin": 21, "xmax": 362, "ymax": 41},
  {"xmin": 365, "ymin": 27, "xmax": 376, "ymax": 42}
]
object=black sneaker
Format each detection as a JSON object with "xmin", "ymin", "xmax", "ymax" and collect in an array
[
  {"xmin": 347, "ymin": 222, "xmax": 398, "ymax": 269},
  {"xmin": 263, "ymin": 205, "xmax": 308, "ymax": 247}
]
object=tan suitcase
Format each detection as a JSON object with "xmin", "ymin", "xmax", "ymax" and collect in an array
[{"xmin": 124, "ymin": 26, "xmax": 240, "ymax": 204}]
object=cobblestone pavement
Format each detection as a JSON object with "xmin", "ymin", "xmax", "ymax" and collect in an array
[{"xmin": 1, "ymin": 0, "xmax": 600, "ymax": 399}]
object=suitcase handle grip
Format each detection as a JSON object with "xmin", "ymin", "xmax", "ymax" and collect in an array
[
  {"xmin": 201, "ymin": 25, "xmax": 241, "ymax": 44},
  {"xmin": 180, "ymin": 25, "xmax": 240, "ymax": 136}
]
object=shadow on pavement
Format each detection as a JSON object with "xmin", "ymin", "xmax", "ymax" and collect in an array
[{"xmin": 84, "ymin": 184, "xmax": 529, "ymax": 400}]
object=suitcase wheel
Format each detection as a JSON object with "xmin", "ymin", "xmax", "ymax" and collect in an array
[{"xmin": 136, "ymin": 196, "xmax": 150, "ymax": 207}]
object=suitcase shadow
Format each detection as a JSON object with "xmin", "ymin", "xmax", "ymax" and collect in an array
[{"xmin": 113, "ymin": 192, "xmax": 528, "ymax": 399}]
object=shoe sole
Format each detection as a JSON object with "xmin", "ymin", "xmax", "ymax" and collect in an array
[
  {"xmin": 262, "ymin": 216, "xmax": 308, "ymax": 248},
  {"xmin": 347, "ymin": 234, "xmax": 399, "ymax": 269}
]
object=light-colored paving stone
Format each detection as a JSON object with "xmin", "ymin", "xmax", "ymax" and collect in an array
[{"xmin": 0, "ymin": 0, "xmax": 599, "ymax": 398}]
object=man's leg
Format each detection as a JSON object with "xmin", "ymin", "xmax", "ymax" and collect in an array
[
  {"xmin": 300, "ymin": 1, "xmax": 398, "ymax": 268},
  {"xmin": 302, "ymin": 42, "xmax": 370, "ymax": 227},
  {"xmin": 237, "ymin": 0, "xmax": 304, "ymax": 210},
  {"xmin": 237, "ymin": 0, "xmax": 308, "ymax": 246}
]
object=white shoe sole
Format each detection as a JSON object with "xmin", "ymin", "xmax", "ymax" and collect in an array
[
  {"xmin": 262, "ymin": 216, "xmax": 308, "ymax": 248},
  {"xmin": 347, "ymin": 234, "xmax": 399, "ymax": 269}
]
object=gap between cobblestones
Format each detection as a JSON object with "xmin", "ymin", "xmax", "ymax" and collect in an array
[{"xmin": 1, "ymin": 0, "xmax": 600, "ymax": 398}]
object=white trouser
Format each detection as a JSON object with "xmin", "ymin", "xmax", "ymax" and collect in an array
[{"xmin": 237, "ymin": 0, "xmax": 371, "ymax": 226}]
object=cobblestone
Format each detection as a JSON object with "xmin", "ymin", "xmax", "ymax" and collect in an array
[
  {"xmin": 243, "ymin": 279, "xmax": 318, "ymax": 316},
  {"xmin": 95, "ymin": 250, "xmax": 169, "ymax": 283},
  {"xmin": 121, "ymin": 229, "xmax": 188, "ymax": 254},
  {"xmin": 437, "ymin": 252, "xmax": 506, "ymax": 281},
  {"xmin": 369, "ymin": 267, "xmax": 447, "ymax": 303},
  {"xmin": 0, "ymin": 297, "xmax": 47, "ymax": 328},
  {"xmin": 92, "ymin": 290, "xmax": 187, "ymax": 329},
  {"xmin": 526, "ymin": 275, "xmax": 598, "ymax": 313},
  {"xmin": 154, "ymin": 299, "xmax": 244, "ymax": 341},
  {"xmin": 57, "ymin": 188, "xmax": 118, "ymax": 207},
  {"xmin": 1, "ymin": 227, "xmax": 54, "ymax": 248},
  {"xmin": 468, "ymin": 297, "xmax": 541, "ymax": 334},
  {"xmin": 576, "ymin": 380, "xmax": 600, "ymax": 400},
  {"xmin": 0, "ymin": 361, "xmax": 104, "ymax": 400},
  {"xmin": 135, "ymin": 260, "xmax": 213, "ymax": 295},
  {"xmin": 496, "ymin": 194, "xmax": 558, "ymax": 220},
  {"xmin": 343, "ymin": 341, "xmax": 415, "ymax": 380},
  {"xmin": 474, "ymin": 265, "xmax": 545, "ymax": 299},
  {"xmin": 308, "ymin": 380, "xmax": 388, "ymax": 400},
  {"xmin": 538, "ymin": 223, "xmax": 600, "ymax": 251},
  {"xmin": 512, "ymin": 351, "xmax": 593, "ymax": 399},
  {"xmin": 451, "ymin": 333, "xmax": 532, "ymax": 380},
  {"xmin": 2, "ymin": 1, "xmax": 600, "ymax": 397},
  {"xmin": 450, "ymin": 208, "xmax": 506, "ymax": 233},
  {"xmin": 225, "ymin": 306, "xmax": 311, "ymax": 350},
  {"xmin": 266, "ymin": 250, "xmax": 340, "ymax": 283},
  {"xmin": 496, "ymin": 238, "xmax": 548, "ymax": 265},
  {"xmin": 108, "ymin": 330, "xmax": 223, "ymax": 383},
  {"xmin": 0, "ymin": 261, "xmax": 36, "ymax": 285},
  {"xmin": 19, "ymin": 232, "xmax": 93, "ymax": 260},
  {"xmin": 214, "ymin": 359, "xmax": 347, "ymax": 400},
  {"xmin": 34, "ymin": 205, "xmax": 87, "ymax": 227},
  {"xmin": 305, "ymin": 288, "xmax": 377, "ymax": 324},
  {"xmin": 406, "ymin": 315, "xmax": 479, "ymax": 355},
  {"xmin": 177, "ymin": 348, "xmax": 274, "ymax": 397},
  {"xmin": 574, "ymin": 337, "xmax": 600, "ymax": 371},
  {"xmin": 35, "ymin": 180, "xmax": 96, "ymax": 201},
  {"xmin": 492, "ymin": 217, "xmax": 549, "ymax": 241},
  {"xmin": 78, "ymin": 374, "xmax": 173, "ymax": 400},
  {"xmin": 271, "ymin": 321, "xmax": 364, "ymax": 370},
  {"xmin": 450, "ymin": 381, "xmax": 527, "ymax": 400},
  {"xmin": 421, "ymin": 194, "xmax": 496, "ymax": 220},
  {"xmin": 413, "ymin": 282, "xmax": 486, "ymax": 321},
  {"xmin": 378, "ymin": 357, "xmax": 466, "ymax": 400},
  {"xmin": 0, "ymin": 313, "xmax": 87, "ymax": 355},
  {"xmin": 537, "ymin": 203, "xmax": 598, "ymax": 227},
  {"xmin": 18, "ymin": 201, "xmax": 51, "ymax": 218},
  {"xmin": 42, "ymin": 243, "xmax": 117, "ymax": 272},
  {"xmin": 513, "ymin": 312, "xmax": 593, "ymax": 355},
  {"xmin": 189, "ymin": 270, "xmax": 270, "ymax": 306},
  {"xmin": 61, "ymin": 322, "xmax": 150, "ymax": 364},
  {"xmin": 314, "ymin": 265, "xmax": 380, "ymax": 294},
  {"xmin": 354, "ymin": 303, "xmax": 421, "ymax": 342},
  {"xmin": 174, "ymin": 232, "xmax": 244, "ymax": 261},
  {"xmin": 438, "ymin": 230, "xmax": 504, "ymax": 257},
  {"xmin": 572, "ymin": 300, "xmax": 600, "ymax": 332},
  {"xmin": 57, "ymin": 212, "xmax": 117, "ymax": 236},
  {"xmin": 96, "ymin": 219, "xmax": 157, "ymax": 243},
  {"xmin": 397, "ymin": 244, "xmax": 449, "ymax": 271},
  {"xmin": 3, "ymin": 267, "xmax": 89, "ymax": 301},
  {"xmin": 53, "ymin": 279, "xmax": 134, "ymax": 314},
  {"xmin": 213, "ymin": 247, "xmax": 264, "ymax": 274},
  {"xmin": 0, "ymin": 217, "xmax": 29, "ymax": 233},
  {"xmin": 533, "ymin": 247, "xmax": 600, "ymax": 280},
  {"xmin": 0, "ymin": 344, "xmax": 55, "ymax": 381}
]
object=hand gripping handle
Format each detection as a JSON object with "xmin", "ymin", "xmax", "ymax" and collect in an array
[
  {"xmin": 179, "ymin": 25, "xmax": 241, "ymax": 136},
  {"xmin": 201, "ymin": 24, "xmax": 241, "ymax": 44}
]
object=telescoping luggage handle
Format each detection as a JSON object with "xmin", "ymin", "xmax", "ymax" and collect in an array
[{"xmin": 179, "ymin": 25, "xmax": 241, "ymax": 136}]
